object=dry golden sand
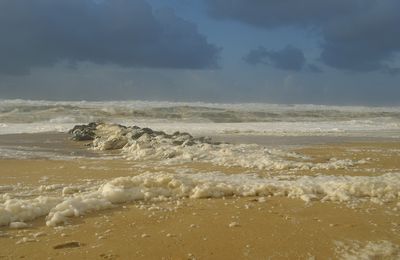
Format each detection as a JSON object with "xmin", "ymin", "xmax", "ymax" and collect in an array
[{"xmin": 0, "ymin": 141, "xmax": 399, "ymax": 259}]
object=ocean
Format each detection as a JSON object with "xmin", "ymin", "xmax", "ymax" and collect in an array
[{"xmin": 1, "ymin": 99, "xmax": 399, "ymax": 136}]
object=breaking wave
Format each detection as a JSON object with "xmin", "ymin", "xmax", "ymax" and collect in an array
[{"xmin": 1, "ymin": 99, "xmax": 399, "ymax": 137}]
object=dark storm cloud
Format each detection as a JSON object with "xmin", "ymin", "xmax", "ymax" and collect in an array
[
  {"xmin": 244, "ymin": 45, "xmax": 305, "ymax": 71},
  {"xmin": 206, "ymin": 0, "xmax": 356, "ymax": 28},
  {"xmin": 0, "ymin": 0, "xmax": 220, "ymax": 75},
  {"xmin": 206, "ymin": 0, "xmax": 400, "ymax": 73}
]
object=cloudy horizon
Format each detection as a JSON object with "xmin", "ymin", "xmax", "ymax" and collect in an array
[{"xmin": 0, "ymin": 0, "xmax": 399, "ymax": 105}]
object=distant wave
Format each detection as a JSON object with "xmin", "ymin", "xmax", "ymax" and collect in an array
[
  {"xmin": 1, "ymin": 99, "xmax": 400, "ymax": 124},
  {"xmin": 0, "ymin": 99, "xmax": 399, "ymax": 137}
]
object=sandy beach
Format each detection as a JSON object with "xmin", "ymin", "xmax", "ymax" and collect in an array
[{"xmin": 1, "ymin": 132, "xmax": 399, "ymax": 259}]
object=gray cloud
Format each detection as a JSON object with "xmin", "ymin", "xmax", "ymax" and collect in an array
[
  {"xmin": 307, "ymin": 64, "xmax": 323, "ymax": 73},
  {"xmin": 206, "ymin": 0, "xmax": 400, "ymax": 73},
  {"xmin": 206, "ymin": 0, "xmax": 356, "ymax": 28},
  {"xmin": 0, "ymin": 0, "xmax": 220, "ymax": 75},
  {"xmin": 244, "ymin": 45, "xmax": 305, "ymax": 71}
]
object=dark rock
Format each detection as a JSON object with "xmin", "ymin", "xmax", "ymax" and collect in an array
[
  {"xmin": 68, "ymin": 122, "xmax": 98, "ymax": 141},
  {"xmin": 69, "ymin": 122, "xmax": 226, "ymax": 150},
  {"xmin": 180, "ymin": 132, "xmax": 193, "ymax": 138},
  {"xmin": 72, "ymin": 129, "xmax": 95, "ymax": 141},
  {"xmin": 153, "ymin": 130, "xmax": 166, "ymax": 136},
  {"xmin": 172, "ymin": 140, "xmax": 184, "ymax": 146},
  {"xmin": 197, "ymin": 136, "xmax": 211, "ymax": 143},
  {"xmin": 130, "ymin": 129, "xmax": 145, "ymax": 139},
  {"xmin": 68, "ymin": 122, "xmax": 97, "ymax": 134},
  {"xmin": 163, "ymin": 134, "xmax": 173, "ymax": 139},
  {"xmin": 141, "ymin": 127, "xmax": 153, "ymax": 134}
]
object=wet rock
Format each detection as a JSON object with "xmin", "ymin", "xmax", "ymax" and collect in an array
[
  {"xmin": 141, "ymin": 127, "xmax": 153, "ymax": 134},
  {"xmin": 172, "ymin": 140, "xmax": 184, "ymax": 146},
  {"xmin": 197, "ymin": 136, "xmax": 212, "ymax": 144},
  {"xmin": 129, "ymin": 128, "xmax": 145, "ymax": 139},
  {"xmin": 152, "ymin": 130, "xmax": 167, "ymax": 137},
  {"xmin": 68, "ymin": 122, "xmax": 98, "ymax": 141},
  {"xmin": 69, "ymin": 122, "xmax": 219, "ymax": 154},
  {"xmin": 70, "ymin": 128, "xmax": 95, "ymax": 141},
  {"xmin": 137, "ymin": 133, "xmax": 152, "ymax": 143},
  {"xmin": 180, "ymin": 132, "xmax": 193, "ymax": 138}
]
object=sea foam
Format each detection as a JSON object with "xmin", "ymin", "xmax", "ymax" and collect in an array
[
  {"xmin": 335, "ymin": 240, "xmax": 400, "ymax": 260},
  {"xmin": 0, "ymin": 171, "xmax": 399, "ymax": 227},
  {"xmin": 88, "ymin": 123, "xmax": 363, "ymax": 170}
]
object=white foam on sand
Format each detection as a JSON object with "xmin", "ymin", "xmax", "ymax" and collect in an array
[
  {"xmin": 122, "ymin": 141, "xmax": 359, "ymax": 170},
  {"xmin": 335, "ymin": 240, "xmax": 400, "ymax": 260},
  {"xmin": 0, "ymin": 171, "xmax": 399, "ymax": 227}
]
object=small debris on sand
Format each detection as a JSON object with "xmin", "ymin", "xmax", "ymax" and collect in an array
[
  {"xmin": 53, "ymin": 241, "xmax": 82, "ymax": 249},
  {"xmin": 228, "ymin": 222, "xmax": 240, "ymax": 228}
]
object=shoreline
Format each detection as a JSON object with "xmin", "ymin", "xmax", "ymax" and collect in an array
[{"xmin": 0, "ymin": 130, "xmax": 399, "ymax": 151}]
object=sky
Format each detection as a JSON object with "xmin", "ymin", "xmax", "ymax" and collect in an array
[{"xmin": 0, "ymin": 0, "xmax": 399, "ymax": 105}]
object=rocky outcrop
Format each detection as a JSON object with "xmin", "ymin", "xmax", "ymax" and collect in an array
[
  {"xmin": 68, "ymin": 122, "xmax": 98, "ymax": 141},
  {"xmin": 68, "ymin": 122, "xmax": 214, "ymax": 150}
]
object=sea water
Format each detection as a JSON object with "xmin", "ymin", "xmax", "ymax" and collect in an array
[{"xmin": 1, "ymin": 99, "xmax": 399, "ymax": 137}]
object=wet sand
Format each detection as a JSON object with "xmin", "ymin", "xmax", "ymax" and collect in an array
[
  {"xmin": 0, "ymin": 134, "xmax": 399, "ymax": 259},
  {"xmin": 211, "ymin": 133, "xmax": 400, "ymax": 146},
  {"xmin": 0, "ymin": 196, "xmax": 399, "ymax": 259}
]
